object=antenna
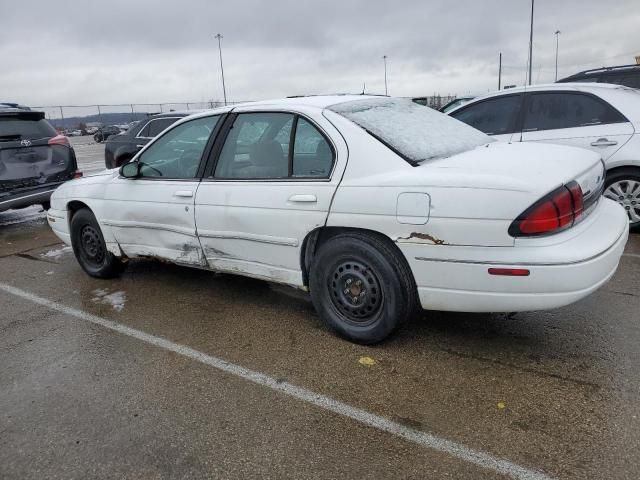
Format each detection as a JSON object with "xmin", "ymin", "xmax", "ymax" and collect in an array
[{"xmin": 362, "ymin": 82, "xmax": 366, "ymax": 95}]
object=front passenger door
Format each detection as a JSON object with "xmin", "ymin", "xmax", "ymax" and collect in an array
[{"xmin": 103, "ymin": 115, "xmax": 221, "ymax": 264}]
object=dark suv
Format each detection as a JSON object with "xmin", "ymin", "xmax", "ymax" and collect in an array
[
  {"xmin": 104, "ymin": 112, "xmax": 190, "ymax": 168},
  {"xmin": 0, "ymin": 103, "xmax": 79, "ymax": 212},
  {"xmin": 557, "ymin": 64, "xmax": 640, "ymax": 89}
]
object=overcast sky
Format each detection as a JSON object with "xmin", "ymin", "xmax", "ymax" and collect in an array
[{"xmin": 1, "ymin": 0, "xmax": 638, "ymax": 109}]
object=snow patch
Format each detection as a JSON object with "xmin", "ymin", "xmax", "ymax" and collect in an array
[
  {"xmin": 92, "ymin": 288, "xmax": 126, "ymax": 312},
  {"xmin": 41, "ymin": 246, "xmax": 73, "ymax": 259},
  {"xmin": 329, "ymin": 97, "xmax": 492, "ymax": 162}
]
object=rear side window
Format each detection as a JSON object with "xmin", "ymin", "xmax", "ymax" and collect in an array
[
  {"xmin": 604, "ymin": 74, "xmax": 640, "ymax": 89},
  {"xmin": 146, "ymin": 118, "xmax": 179, "ymax": 137},
  {"xmin": 450, "ymin": 95, "xmax": 521, "ymax": 135},
  {"xmin": 523, "ymin": 92, "xmax": 626, "ymax": 132},
  {"xmin": 0, "ymin": 117, "xmax": 56, "ymax": 140}
]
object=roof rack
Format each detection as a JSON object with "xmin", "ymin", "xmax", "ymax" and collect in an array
[{"xmin": 566, "ymin": 64, "xmax": 640, "ymax": 77}]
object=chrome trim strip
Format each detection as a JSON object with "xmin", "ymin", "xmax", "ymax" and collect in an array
[
  {"xmin": 0, "ymin": 189, "xmax": 56, "ymax": 205},
  {"xmin": 101, "ymin": 220, "xmax": 196, "ymax": 237},
  {"xmin": 415, "ymin": 229, "xmax": 626, "ymax": 267},
  {"xmin": 197, "ymin": 230, "xmax": 299, "ymax": 247}
]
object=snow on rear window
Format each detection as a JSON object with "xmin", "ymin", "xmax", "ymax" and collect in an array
[{"xmin": 329, "ymin": 97, "xmax": 493, "ymax": 163}]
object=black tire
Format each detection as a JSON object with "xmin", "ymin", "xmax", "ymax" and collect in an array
[
  {"xmin": 94, "ymin": 134, "xmax": 102, "ymax": 143},
  {"xmin": 40, "ymin": 201, "xmax": 51, "ymax": 211},
  {"xmin": 604, "ymin": 167, "xmax": 640, "ymax": 230},
  {"xmin": 70, "ymin": 208, "xmax": 126, "ymax": 278},
  {"xmin": 309, "ymin": 232, "xmax": 418, "ymax": 344},
  {"xmin": 115, "ymin": 155, "xmax": 131, "ymax": 168}
]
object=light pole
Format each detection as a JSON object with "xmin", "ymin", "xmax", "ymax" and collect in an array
[
  {"xmin": 383, "ymin": 55, "xmax": 388, "ymax": 96},
  {"xmin": 528, "ymin": 0, "xmax": 534, "ymax": 85},
  {"xmin": 554, "ymin": 30, "xmax": 561, "ymax": 81},
  {"xmin": 214, "ymin": 33, "xmax": 227, "ymax": 106}
]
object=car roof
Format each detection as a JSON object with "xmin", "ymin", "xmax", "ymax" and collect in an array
[
  {"xmin": 448, "ymin": 83, "xmax": 636, "ymax": 109},
  {"xmin": 559, "ymin": 64, "xmax": 640, "ymax": 80},
  {"xmin": 232, "ymin": 94, "xmax": 384, "ymax": 109}
]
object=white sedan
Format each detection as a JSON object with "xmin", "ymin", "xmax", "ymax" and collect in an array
[{"xmin": 47, "ymin": 96, "xmax": 628, "ymax": 344}]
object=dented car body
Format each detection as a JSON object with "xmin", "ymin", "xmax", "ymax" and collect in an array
[{"xmin": 46, "ymin": 96, "xmax": 628, "ymax": 343}]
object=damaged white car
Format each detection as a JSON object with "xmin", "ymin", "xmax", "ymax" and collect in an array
[{"xmin": 47, "ymin": 96, "xmax": 628, "ymax": 343}]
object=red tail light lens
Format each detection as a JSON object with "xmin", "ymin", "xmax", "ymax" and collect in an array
[
  {"xmin": 48, "ymin": 135, "xmax": 70, "ymax": 146},
  {"xmin": 73, "ymin": 170, "xmax": 83, "ymax": 179},
  {"xmin": 509, "ymin": 181, "xmax": 584, "ymax": 237}
]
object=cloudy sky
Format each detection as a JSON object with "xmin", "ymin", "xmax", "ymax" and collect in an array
[{"xmin": 1, "ymin": 0, "xmax": 638, "ymax": 109}]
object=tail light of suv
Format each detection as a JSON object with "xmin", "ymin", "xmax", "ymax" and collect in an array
[
  {"xmin": 48, "ymin": 135, "xmax": 70, "ymax": 147},
  {"xmin": 509, "ymin": 181, "xmax": 586, "ymax": 237}
]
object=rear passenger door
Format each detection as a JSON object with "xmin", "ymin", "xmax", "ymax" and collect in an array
[
  {"xmin": 449, "ymin": 94, "xmax": 523, "ymax": 142},
  {"xmin": 194, "ymin": 107, "xmax": 347, "ymax": 287},
  {"xmin": 520, "ymin": 91, "xmax": 634, "ymax": 160}
]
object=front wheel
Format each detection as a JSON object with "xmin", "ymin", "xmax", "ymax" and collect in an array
[
  {"xmin": 70, "ymin": 208, "xmax": 126, "ymax": 278},
  {"xmin": 604, "ymin": 168, "xmax": 640, "ymax": 229},
  {"xmin": 309, "ymin": 233, "xmax": 418, "ymax": 344}
]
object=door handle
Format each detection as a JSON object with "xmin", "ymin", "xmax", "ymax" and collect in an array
[
  {"xmin": 590, "ymin": 138, "xmax": 618, "ymax": 147},
  {"xmin": 288, "ymin": 194, "xmax": 317, "ymax": 203},
  {"xmin": 174, "ymin": 190, "xmax": 193, "ymax": 198}
]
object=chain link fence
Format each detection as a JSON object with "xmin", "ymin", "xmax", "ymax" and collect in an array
[
  {"xmin": 33, "ymin": 95, "xmax": 459, "ymax": 130},
  {"xmin": 32, "ymin": 101, "xmax": 249, "ymax": 130}
]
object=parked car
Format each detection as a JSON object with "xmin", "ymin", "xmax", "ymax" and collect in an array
[
  {"xmin": 104, "ymin": 113, "xmax": 190, "ymax": 168},
  {"xmin": 439, "ymin": 96, "xmax": 476, "ymax": 113},
  {"xmin": 1, "ymin": 104, "xmax": 80, "ymax": 212},
  {"xmin": 557, "ymin": 64, "xmax": 640, "ymax": 89},
  {"xmin": 94, "ymin": 125, "xmax": 122, "ymax": 143},
  {"xmin": 447, "ymin": 83, "xmax": 640, "ymax": 227},
  {"xmin": 47, "ymin": 96, "xmax": 627, "ymax": 344}
]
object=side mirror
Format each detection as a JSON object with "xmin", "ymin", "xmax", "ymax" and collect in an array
[{"xmin": 120, "ymin": 161, "xmax": 140, "ymax": 178}]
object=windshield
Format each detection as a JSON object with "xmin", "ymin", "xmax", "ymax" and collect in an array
[{"xmin": 328, "ymin": 97, "xmax": 492, "ymax": 163}]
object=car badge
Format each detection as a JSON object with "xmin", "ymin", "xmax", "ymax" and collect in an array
[{"xmin": 20, "ymin": 139, "xmax": 32, "ymax": 147}]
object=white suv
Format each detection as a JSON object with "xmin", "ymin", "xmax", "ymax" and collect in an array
[{"xmin": 448, "ymin": 83, "xmax": 640, "ymax": 227}]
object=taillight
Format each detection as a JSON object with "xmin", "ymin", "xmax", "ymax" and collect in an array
[
  {"xmin": 509, "ymin": 181, "xmax": 584, "ymax": 237},
  {"xmin": 48, "ymin": 135, "xmax": 70, "ymax": 146},
  {"xmin": 73, "ymin": 170, "xmax": 83, "ymax": 179}
]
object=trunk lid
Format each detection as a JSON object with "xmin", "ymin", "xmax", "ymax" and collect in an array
[{"xmin": 423, "ymin": 141, "xmax": 604, "ymax": 199}]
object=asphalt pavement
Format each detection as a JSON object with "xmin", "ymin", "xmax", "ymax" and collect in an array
[{"xmin": 0, "ymin": 140, "xmax": 639, "ymax": 479}]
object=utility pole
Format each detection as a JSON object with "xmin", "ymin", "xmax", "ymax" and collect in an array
[
  {"xmin": 383, "ymin": 55, "xmax": 388, "ymax": 96},
  {"xmin": 498, "ymin": 52, "xmax": 502, "ymax": 90},
  {"xmin": 215, "ymin": 33, "xmax": 228, "ymax": 106},
  {"xmin": 554, "ymin": 30, "xmax": 561, "ymax": 81},
  {"xmin": 528, "ymin": 0, "xmax": 534, "ymax": 85}
]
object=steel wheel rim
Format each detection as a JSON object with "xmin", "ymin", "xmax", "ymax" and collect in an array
[
  {"xmin": 604, "ymin": 179, "xmax": 640, "ymax": 224},
  {"xmin": 79, "ymin": 225, "xmax": 105, "ymax": 267},
  {"xmin": 328, "ymin": 259, "xmax": 384, "ymax": 325}
]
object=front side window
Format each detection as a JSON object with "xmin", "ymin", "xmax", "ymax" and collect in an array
[
  {"xmin": 523, "ymin": 92, "xmax": 626, "ymax": 132},
  {"xmin": 214, "ymin": 113, "xmax": 334, "ymax": 179},
  {"xmin": 137, "ymin": 115, "xmax": 219, "ymax": 179},
  {"xmin": 451, "ymin": 95, "xmax": 521, "ymax": 136}
]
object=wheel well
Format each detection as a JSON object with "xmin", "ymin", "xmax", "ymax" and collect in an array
[
  {"xmin": 300, "ymin": 226, "xmax": 410, "ymax": 287},
  {"xmin": 66, "ymin": 200, "xmax": 90, "ymax": 226},
  {"xmin": 605, "ymin": 165, "xmax": 640, "ymax": 180},
  {"xmin": 115, "ymin": 153, "xmax": 132, "ymax": 167}
]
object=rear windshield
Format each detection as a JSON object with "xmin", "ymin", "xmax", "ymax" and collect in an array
[
  {"xmin": 328, "ymin": 97, "xmax": 492, "ymax": 163},
  {"xmin": 0, "ymin": 117, "xmax": 57, "ymax": 141}
]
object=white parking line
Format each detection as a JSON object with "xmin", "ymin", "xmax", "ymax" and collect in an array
[{"xmin": 0, "ymin": 282, "xmax": 552, "ymax": 480}]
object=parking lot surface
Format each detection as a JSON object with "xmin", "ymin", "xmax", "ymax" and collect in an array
[{"xmin": 1, "ymin": 155, "xmax": 639, "ymax": 478}]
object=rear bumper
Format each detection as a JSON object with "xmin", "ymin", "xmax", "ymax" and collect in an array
[
  {"xmin": 0, "ymin": 186, "xmax": 58, "ymax": 212},
  {"xmin": 400, "ymin": 198, "xmax": 629, "ymax": 312}
]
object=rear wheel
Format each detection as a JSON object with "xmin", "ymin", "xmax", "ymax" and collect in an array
[
  {"xmin": 70, "ymin": 209, "xmax": 126, "ymax": 278},
  {"xmin": 309, "ymin": 232, "xmax": 417, "ymax": 344},
  {"xmin": 604, "ymin": 168, "xmax": 640, "ymax": 229},
  {"xmin": 94, "ymin": 134, "xmax": 102, "ymax": 143}
]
